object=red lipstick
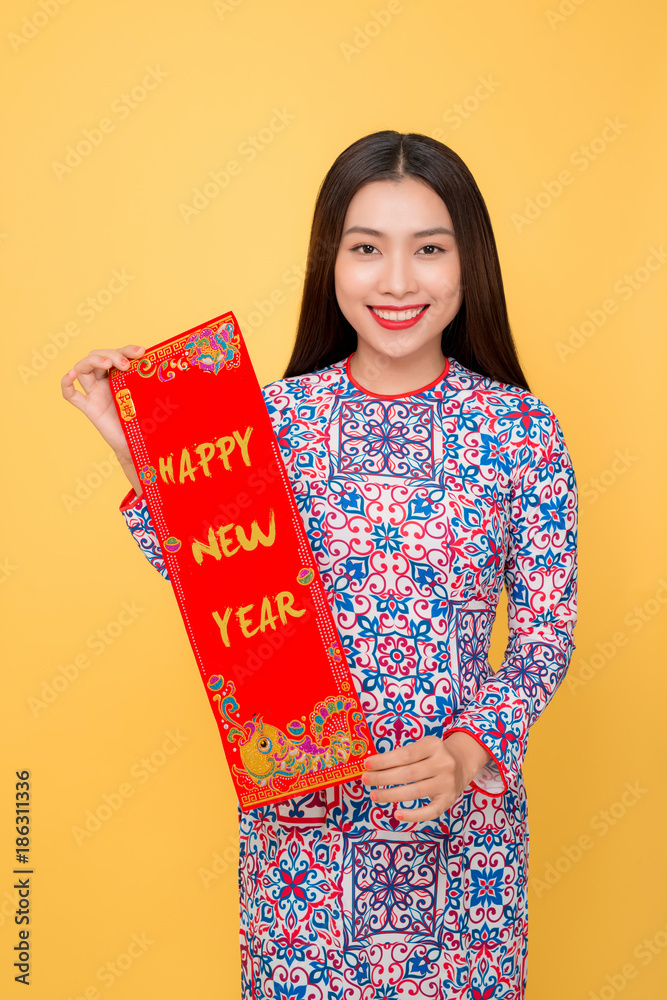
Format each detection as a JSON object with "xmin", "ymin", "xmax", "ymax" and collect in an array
[{"xmin": 366, "ymin": 305, "xmax": 429, "ymax": 330}]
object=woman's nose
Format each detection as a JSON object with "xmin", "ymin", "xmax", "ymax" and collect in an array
[{"xmin": 376, "ymin": 252, "xmax": 419, "ymax": 297}]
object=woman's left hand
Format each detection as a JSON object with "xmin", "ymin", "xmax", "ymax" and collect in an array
[{"xmin": 362, "ymin": 731, "xmax": 493, "ymax": 823}]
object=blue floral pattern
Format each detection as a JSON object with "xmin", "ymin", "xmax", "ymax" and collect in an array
[
  {"xmin": 352, "ymin": 840, "xmax": 439, "ymax": 936},
  {"xmin": 120, "ymin": 491, "xmax": 169, "ymax": 580}
]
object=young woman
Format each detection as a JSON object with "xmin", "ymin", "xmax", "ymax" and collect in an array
[{"xmin": 62, "ymin": 131, "xmax": 578, "ymax": 999}]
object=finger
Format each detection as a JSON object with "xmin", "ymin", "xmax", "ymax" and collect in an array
[
  {"xmin": 61, "ymin": 368, "xmax": 87, "ymax": 408},
  {"xmin": 84, "ymin": 350, "xmax": 132, "ymax": 375},
  {"xmin": 362, "ymin": 741, "xmax": 455, "ymax": 786},
  {"xmin": 78, "ymin": 346, "xmax": 145, "ymax": 379},
  {"xmin": 364, "ymin": 742, "xmax": 434, "ymax": 772},
  {"xmin": 73, "ymin": 351, "xmax": 129, "ymax": 394},
  {"xmin": 363, "ymin": 762, "xmax": 434, "ymax": 788},
  {"xmin": 76, "ymin": 370, "xmax": 100, "ymax": 394},
  {"xmin": 395, "ymin": 799, "xmax": 447, "ymax": 824},
  {"xmin": 113, "ymin": 344, "xmax": 147, "ymax": 367},
  {"xmin": 91, "ymin": 344, "xmax": 146, "ymax": 364},
  {"xmin": 371, "ymin": 777, "xmax": 441, "ymax": 804}
]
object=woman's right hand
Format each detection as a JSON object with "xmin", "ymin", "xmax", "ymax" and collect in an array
[{"xmin": 61, "ymin": 344, "xmax": 146, "ymax": 494}]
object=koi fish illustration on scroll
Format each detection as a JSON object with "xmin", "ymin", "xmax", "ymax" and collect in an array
[{"xmin": 207, "ymin": 675, "xmax": 369, "ymax": 788}]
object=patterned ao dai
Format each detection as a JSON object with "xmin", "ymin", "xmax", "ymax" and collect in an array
[{"xmin": 120, "ymin": 352, "xmax": 578, "ymax": 999}]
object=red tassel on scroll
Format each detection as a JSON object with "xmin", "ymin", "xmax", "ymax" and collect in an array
[{"xmin": 110, "ymin": 312, "xmax": 375, "ymax": 809}]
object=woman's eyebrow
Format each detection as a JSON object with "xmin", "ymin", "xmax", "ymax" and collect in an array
[{"xmin": 342, "ymin": 225, "xmax": 455, "ymax": 237}]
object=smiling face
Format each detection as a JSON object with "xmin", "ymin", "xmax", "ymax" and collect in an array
[{"xmin": 334, "ymin": 176, "xmax": 463, "ymax": 372}]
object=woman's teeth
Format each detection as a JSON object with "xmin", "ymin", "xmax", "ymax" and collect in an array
[{"xmin": 370, "ymin": 306, "xmax": 427, "ymax": 322}]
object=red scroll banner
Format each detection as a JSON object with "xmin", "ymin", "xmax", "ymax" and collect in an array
[{"xmin": 110, "ymin": 312, "xmax": 374, "ymax": 809}]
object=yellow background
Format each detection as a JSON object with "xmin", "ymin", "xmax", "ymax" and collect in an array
[{"xmin": 2, "ymin": 0, "xmax": 665, "ymax": 996}]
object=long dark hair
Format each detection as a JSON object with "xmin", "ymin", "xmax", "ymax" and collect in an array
[{"xmin": 283, "ymin": 130, "xmax": 530, "ymax": 391}]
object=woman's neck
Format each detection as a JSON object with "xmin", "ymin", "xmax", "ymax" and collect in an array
[{"xmin": 347, "ymin": 345, "xmax": 448, "ymax": 396}]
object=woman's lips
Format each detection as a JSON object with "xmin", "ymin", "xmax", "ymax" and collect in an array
[{"xmin": 367, "ymin": 304, "xmax": 429, "ymax": 330}]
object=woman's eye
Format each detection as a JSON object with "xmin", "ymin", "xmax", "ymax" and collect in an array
[{"xmin": 350, "ymin": 243, "xmax": 445, "ymax": 256}]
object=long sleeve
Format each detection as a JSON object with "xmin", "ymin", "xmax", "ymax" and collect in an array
[
  {"xmin": 447, "ymin": 408, "xmax": 578, "ymax": 795},
  {"xmin": 119, "ymin": 488, "xmax": 171, "ymax": 581}
]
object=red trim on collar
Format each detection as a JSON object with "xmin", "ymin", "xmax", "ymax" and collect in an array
[{"xmin": 345, "ymin": 353, "xmax": 450, "ymax": 399}]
